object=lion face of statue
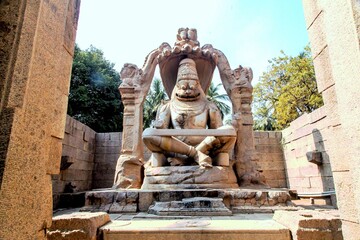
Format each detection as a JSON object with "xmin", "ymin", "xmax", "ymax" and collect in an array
[{"xmin": 175, "ymin": 80, "xmax": 201, "ymax": 101}]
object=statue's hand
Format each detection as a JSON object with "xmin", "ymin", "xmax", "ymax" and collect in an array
[{"xmin": 153, "ymin": 120, "xmax": 165, "ymax": 129}]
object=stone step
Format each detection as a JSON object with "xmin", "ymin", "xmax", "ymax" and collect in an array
[
  {"xmin": 82, "ymin": 188, "xmax": 293, "ymax": 214},
  {"xmin": 148, "ymin": 197, "xmax": 232, "ymax": 216},
  {"xmin": 101, "ymin": 217, "xmax": 291, "ymax": 240}
]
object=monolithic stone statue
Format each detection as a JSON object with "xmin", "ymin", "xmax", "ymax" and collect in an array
[
  {"xmin": 143, "ymin": 58, "xmax": 236, "ymax": 168},
  {"xmin": 113, "ymin": 28, "xmax": 267, "ymax": 189}
]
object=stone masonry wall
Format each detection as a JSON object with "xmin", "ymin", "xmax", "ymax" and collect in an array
[
  {"xmin": 0, "ymin": 1, "xmax": 80, "ymax": 239},
  {"xmin": 302, "ymin": 1, "xmax": 360, "ymax": 237},
  {"xmin": 93, "ymin": 132, "xmax": 122, "ymax": 189},
  {"xmin": 52, "ymin": 116, "xmax": 96, "ymax": 207},
  {"xmin": 282, "ymin": 106, "xmax": 335, "ymax": 194},
  {"xmin": 92, "ymin": 131, "xmax": 286, "ymax": 189},
  {"xmin": 56, "ymin": 119, "xmax": 287, "ymax": 192},
  {"xmin": 254, "ymin": 131, "xmax": 287, "ymax": 188},
  {"xmin": 53, "ymin": 119, "xmax": 122, "ymax": 191}
]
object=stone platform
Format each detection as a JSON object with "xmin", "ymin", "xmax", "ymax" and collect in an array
[
  {"xmin": 81, "ymin": 188, "xmax": 293, "ymax": 214},
  {"xmin": 51, "ymin": 208, "xmax": 343, "ymax": 240},
  {"xmin": 101, "ymin": 215, "xmax": 291, "ymax": 240}
]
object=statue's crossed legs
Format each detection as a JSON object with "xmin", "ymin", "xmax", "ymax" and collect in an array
[{"xmin": 143, "ymin": 127, "xmax": 236, "ymax": 168}]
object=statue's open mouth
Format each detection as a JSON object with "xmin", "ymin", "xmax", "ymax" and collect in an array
[{"xmin": 176, "ymin": 93, "xmax": 201, "ymax": 101}]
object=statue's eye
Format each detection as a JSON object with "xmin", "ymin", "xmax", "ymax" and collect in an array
[
  {"xmin": 190, "ymin": 85, "xmax": 195, "ymax": 90},
  {"xmin": 181, "ymin": 85, "xmax": 186, "ymax": 90}
]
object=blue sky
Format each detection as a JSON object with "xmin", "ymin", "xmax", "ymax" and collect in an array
[{"xmin": 76, "ymin": 0, "xmax": 309, "ymax": 85}]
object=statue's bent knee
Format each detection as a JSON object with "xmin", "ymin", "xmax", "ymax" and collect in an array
[
  {"xmin": 143, "ymin": 135, "xmax": 162, "ymax": 152},
  {"xmin": 217, "ymin": 135, "xmax": 237, "ymax": 152}
]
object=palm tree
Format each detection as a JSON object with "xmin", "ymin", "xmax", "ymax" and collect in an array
[
  {"xmin": 206, "ymin": 82, "xmax": 231, "ymax": 118},
  {"xmin": 253, "ymin": 102, "xmax": 276, "ymax": 130},
  {"xmin": 143, "ymin": 78, "xmax": 168, "ymax": 128}
]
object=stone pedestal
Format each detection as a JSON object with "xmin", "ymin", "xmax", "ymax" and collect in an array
[
  {"xmin": 82, "ymin": 188, "xmax": 292, "ymax": 214},
  {"xmin": 142, "ymin": 166, "xmax": 238, "ymax": 190}
]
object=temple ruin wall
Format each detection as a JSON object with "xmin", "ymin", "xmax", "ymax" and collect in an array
[
  {"xmin": 52, "ymin": 115, "xmax": 96, "ymax": 208},
  {"xmin": 0, "ymin": 1, "xmax": 80, "ymax": 238},
  {"xmin": 254, "ymin": 131, "xmax": 287, "ymax": 189},
  {"xmin": 53, "ymin": 116, "xmax": 288, "ymax": 198},
  {"xmin": 302, "ymin": 1, "xmax": 360, "ymax": 238},
  {"xmin": 55, "ymin": 107, "xmax": 338, "ymax": 202},
  {"xmin": 93, "ymin": 132, "xmax": 122, "ymax": 189},
  {"xmin": 282, "ymin": 106, "xmax": 335, "ymax": 194}
]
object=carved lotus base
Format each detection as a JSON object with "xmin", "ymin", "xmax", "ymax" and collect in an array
[{"xmin": 141, "ymin": 166, "xmax": 239, "ymax": 190}]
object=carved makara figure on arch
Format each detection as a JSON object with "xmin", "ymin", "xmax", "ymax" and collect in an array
[{"xmin": 143, "ymin": 58, "xmax": 236, "ymax": 168}]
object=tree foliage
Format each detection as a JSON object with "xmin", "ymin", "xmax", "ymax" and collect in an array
[
  {"xmin": 67, "ymin": 44, "xmax": 123, "ymax": 132},
  {"xmin": 143, "ymin": 78, "xmax": 168, "ymax": 129},
  {"xmin": 253, "ymin": 46, "xmax": 323, "ymax": 130},
  {"xmin": 207, "ymin": 82, "xmax": 231, "ymax": 118}
]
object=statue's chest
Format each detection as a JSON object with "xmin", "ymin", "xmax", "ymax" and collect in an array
[{"xmin": 171, "ymin": 110, "xmax": 207, "ymax": 129}]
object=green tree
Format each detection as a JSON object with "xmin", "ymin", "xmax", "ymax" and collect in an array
[
  {"xmin": 143, "ymin": 78, "xmax": 168, "ymax": 128},
  {"xmin": 253, "ymin": 101, "xmax": 276, "ymax": 130},
  {"xmin": 67, "ymin": 44, "xmax": 123, "ymax": 132},
  {"xmin": 207, "ymin": 82, "xmax": 231, "ymax": 118},
  {"xmin": 253, "ymin": 46, "xmax": 323, "ymax": 130}
]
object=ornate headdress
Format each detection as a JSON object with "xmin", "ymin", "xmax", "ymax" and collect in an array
[
  {"xmin": 177, "ymin": 58, "xmax": 199, "ymax": 82},
  {"xmin": 158, "ymin": 28, "xmax": 216, "ymax": 96}
]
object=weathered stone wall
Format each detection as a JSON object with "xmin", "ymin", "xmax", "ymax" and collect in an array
[
  {"xmin": 254, "ymin": 131, "xmax": 287, "ymax": 188},
  {"xmin": 0, "ymin": 0, "xmax": 80, "ymax": 239},
  {"xmin": 282, "ymin": 106, "xmax": 335, "ymax": 194},
  {"xmin": 90, "ymin": 130, "xmax": 287, "ymax": 189},
  {"xmin": 302, "ymin": 0, "xmax": 360, "ymax": 238},
  {"xmin": 53, "ymin": 118, "xmax": 122, "ymax": 191},
  {"xmin": 93, "ymin": 132, "xmax": 122, "ymax": 189},
  {"xmin": 52, "ymin": 116, "xmax": 96, "ymax": 207}
]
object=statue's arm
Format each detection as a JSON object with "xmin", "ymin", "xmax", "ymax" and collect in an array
[
  {"xmin": 153, "ymin": 102, "xmax": 171, "ymax": 129},
  {"xmin": 208, "ymin": 102, "xmax": 223, "ymax": 129}
]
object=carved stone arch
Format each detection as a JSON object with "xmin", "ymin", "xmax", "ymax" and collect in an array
[{"xmin": 159, "ymin": 53, "xmax": 216, "ymax": 96}]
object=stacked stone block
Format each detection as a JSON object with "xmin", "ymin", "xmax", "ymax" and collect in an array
[
  {"xmin": 47, "ymin": 212, "xmax": 110, "ymax": 240},
  {"xmin": 282, "ymin": 107, "xmax": 335, "ymax": 195},
  {"xmin": 93, "ymin": 132, "xmax": 122, "ymax": 189},
  {"xmin": 273, "ymin": 210, "xmax": 343, "ymax": 240},
  {"xmin": 302, "ymin": 1, "xmax": 360, "ymax": 238},
  {"xmin": 52, "ymin": 116, "xmax": 96, "ymax": 208},
  {"xmin": 254, "ymin": 131, "xmax": 287, "ymax": 188},
  {"xmin": 0, "ymin": 1, "xmax": 80, "ymax": 239}
]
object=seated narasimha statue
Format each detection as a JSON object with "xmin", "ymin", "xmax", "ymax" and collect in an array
[{"xmin": 143, "ymin": 58, "xmax": 236, "ymax": 168}]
